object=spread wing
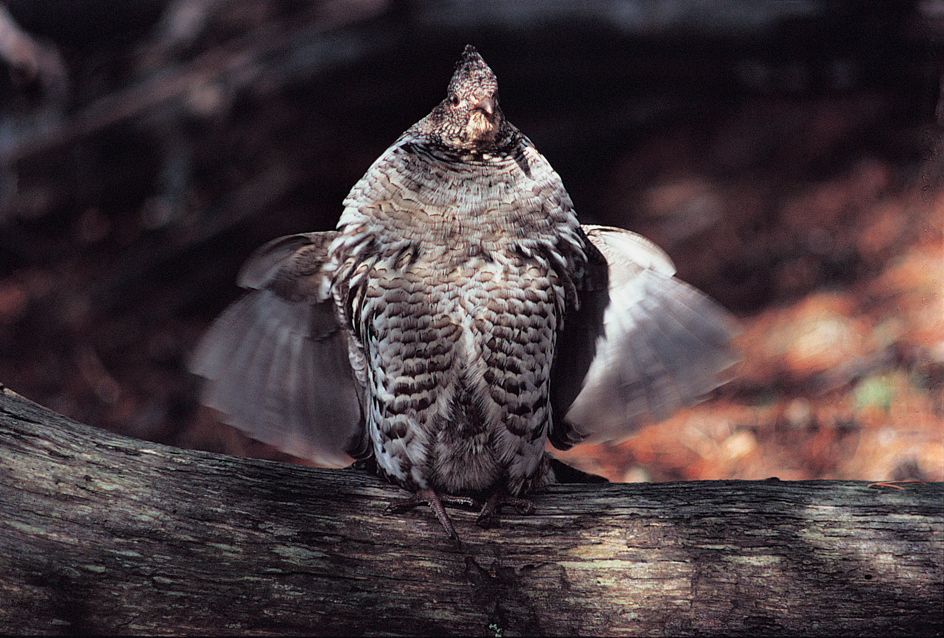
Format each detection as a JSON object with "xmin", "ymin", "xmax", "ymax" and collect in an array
[
  {"xmin": 188, "ymin": 232, "xmax": 367, "ymax": 467},
  {"xmin": 552, "ymin": 225, "xmax": 739, "ymax": 448}
]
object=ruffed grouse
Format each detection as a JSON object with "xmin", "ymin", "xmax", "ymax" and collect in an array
[{"xmin": 190, "ymin": 46, "xmax": 738, "ymax": 540}]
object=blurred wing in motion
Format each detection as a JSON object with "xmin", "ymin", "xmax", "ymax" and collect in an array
[
  {"xmin": 189, "ymin": 232, "xmax": 367, "ymax": 467},
  {"xmin": 553, "ymin": 224, "xmax": 739, "ymax": 448}
]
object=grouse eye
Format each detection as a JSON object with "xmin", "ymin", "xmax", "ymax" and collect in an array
[{"xmin": 449, "ymin": 95, "xmax": 460, "ymax": 106}]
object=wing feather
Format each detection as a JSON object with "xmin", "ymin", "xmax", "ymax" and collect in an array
[
  {"xmin": 189, "ymin": 232, "xmax": 366, "ymax": 467},
  {"xmin": 553, "ymin": 225, "xmax": 739, "ymax": 446}
]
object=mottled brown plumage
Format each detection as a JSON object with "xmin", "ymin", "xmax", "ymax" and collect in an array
[{"xmin": 190, "ymin": 46, "xmax": 738, "ymax": 540}]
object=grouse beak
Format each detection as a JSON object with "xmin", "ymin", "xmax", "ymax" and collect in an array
[{"xmin": 474, "ymin": 95, "xmax": 496, "ymax": 118}]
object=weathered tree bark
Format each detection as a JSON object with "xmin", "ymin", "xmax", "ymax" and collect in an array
[{"xmin": 0, "ymin": 384, "xmax": 941, "ymax": 637}]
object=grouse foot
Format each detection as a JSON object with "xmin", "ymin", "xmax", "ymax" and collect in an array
[
  {"xmin": 386, "ymin": 488, "xmax": 477, "ymax": 541},
  {"xmin": 476, "ymin": 491, "xmax": 536, "ymax": 529}
]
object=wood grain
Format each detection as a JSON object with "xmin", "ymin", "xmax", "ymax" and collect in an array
[{"xmin": 1, "ymin": 385, "xmax": 941, "ymax": 636}]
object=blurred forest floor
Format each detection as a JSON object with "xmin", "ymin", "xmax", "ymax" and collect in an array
[{"xmin": 0, "ymin": 1, "xmax": 941, "ymax": 484}]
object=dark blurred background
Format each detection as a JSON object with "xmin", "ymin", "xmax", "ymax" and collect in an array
[{"xmin": 1, "ymin": 0, "xmax": 941, "ymax": 483}]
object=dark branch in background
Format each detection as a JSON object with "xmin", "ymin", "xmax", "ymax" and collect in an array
[{"xmin": 0, "ymin": 0, "xmax": 936, "ymax": 315}]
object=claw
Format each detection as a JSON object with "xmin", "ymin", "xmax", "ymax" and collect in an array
[
  {"xmin": 386, "ymin": 488, "xmax": 475, "ymax": 542},
  {"xmin": 475, "ymin": 491, "xmax": 535, "ymax": 529}
]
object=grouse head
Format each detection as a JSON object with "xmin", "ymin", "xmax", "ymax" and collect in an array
[{"xmin": 415, "ymin": 45, "xmax": 515, "ymax": 154}]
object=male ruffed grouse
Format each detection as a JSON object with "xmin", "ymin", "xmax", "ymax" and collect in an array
[{"xmin": 190, "ymin": 45, "xmax": 738, "ymax": 540}]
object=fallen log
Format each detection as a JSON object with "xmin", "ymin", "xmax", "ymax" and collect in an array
[{"xmin": 0, "ymin": 384, "xmax": 940, "ymax": 636}]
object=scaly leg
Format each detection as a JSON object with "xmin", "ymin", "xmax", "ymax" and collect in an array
[
  {"xmin": 386, "ymin": 488, "xmax": 477, "ymax": 542},
  {"xmin": 476, "ymin": 490, "xmax": 535, "ymax": 529}
]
